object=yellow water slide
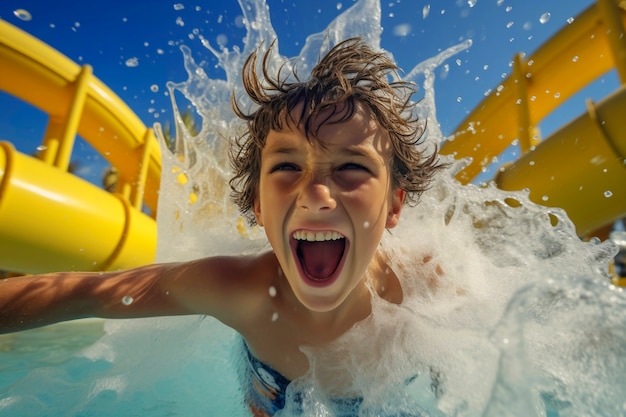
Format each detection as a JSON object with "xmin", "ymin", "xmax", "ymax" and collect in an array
[
  {"xmin": 0, "ymin": 19, "xmax": 160, "ymax": 274},
  {"xmin": 441, "ymin": 0, "xmax": 626, "ymax": 238}
]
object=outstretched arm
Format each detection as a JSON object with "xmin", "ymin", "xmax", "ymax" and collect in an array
[
  {"xmin": 0, "ymin": 263, "xmax": 177, "ymax": 333},
  {"xmin": 0, "ymin": 254, "xmax": 270, "ymax": 334}
]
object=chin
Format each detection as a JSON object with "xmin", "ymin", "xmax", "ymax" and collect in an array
[
  {"xmin": 292, "ymin": 282, "xmax": 353, "ymax": 313},
  {"xmin": 301, "ymin": 296, "xmax": 345, "ymax": 313}
]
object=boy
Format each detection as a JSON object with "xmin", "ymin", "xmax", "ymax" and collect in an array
[{"xmin": 0, "ymin": 38, "xmax": 444, "ymax": 415}]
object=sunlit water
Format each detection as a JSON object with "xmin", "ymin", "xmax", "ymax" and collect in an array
[{"xmin": 2, "ymin": 0, "xmax": 625, "ymax": 416}]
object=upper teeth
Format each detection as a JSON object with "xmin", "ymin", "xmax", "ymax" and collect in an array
[{"xmin": 293, "ymin": 231, "xmax": 344, "ymax": 242}]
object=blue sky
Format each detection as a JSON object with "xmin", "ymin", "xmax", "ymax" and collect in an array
[{"xmin": 0, "ymin": 0, "xmax": 617, "ymax": 184}]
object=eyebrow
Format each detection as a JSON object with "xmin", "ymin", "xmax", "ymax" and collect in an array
[
  {"xmin": 339, "ymin": 145, "xmax": 376, "ymax": 158},
  {"xmin": 263, "ymin": 131, "xmax": 383, "ymax": 161},
  {"xmin": 263, "ymin": 145, "xmax": 300, "ymax": 157},
  {"xmin": 264, "ymin": 144, "xmax": 376, "ymax": 159}
]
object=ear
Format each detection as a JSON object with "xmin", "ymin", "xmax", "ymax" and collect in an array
[
  {"xmin": 385, "ymin": 188, "xmax": 405, "ymax": 228},
  {"xmin": 253, "ymin": 196, "xmax": 264, "ymax": 227}
]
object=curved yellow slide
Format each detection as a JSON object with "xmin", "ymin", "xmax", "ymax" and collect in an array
[
  {"xmin": 0, "ymin": 19, "xmax": 159, "ymax": 274},
  {"xmin": 495, "ymin": 86, "xmax": 626, "ymax": 237},
  {"xmin": 441, "ymin": 0, "xmax": 626, "ymax": 237}
]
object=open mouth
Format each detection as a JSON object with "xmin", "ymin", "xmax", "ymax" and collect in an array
[{"xmin": 291, "ymin": 230, "xmax": 348, "ymax": 287}]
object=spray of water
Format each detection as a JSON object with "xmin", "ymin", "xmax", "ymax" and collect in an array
[
  {"xmin": 152, "ymin": 0, "xmax": 624, "ymax": 415},
  {"xmin": 1, "ymin": 0, "xmax": 624, "ymax": 416}
]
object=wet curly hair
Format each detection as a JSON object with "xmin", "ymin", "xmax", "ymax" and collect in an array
[{"xmin": 230, "ymin": 37, "xmax": 444, "ymax": 226}]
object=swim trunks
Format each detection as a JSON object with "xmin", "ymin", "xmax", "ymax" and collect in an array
[
  {"xmin": 242, "ymin": 340, "xmax": 291, "ymax": 416},
  {"xmin": 240, "ymin": 340, "xmax": 442, "ymax": 416},
  {"xmin": 241, "ymin": 341, "xmax": 364, "ymax": 416}
]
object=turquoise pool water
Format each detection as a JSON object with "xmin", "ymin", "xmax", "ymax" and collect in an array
[{"xmin": 0, "ymin": 317, "xmax": 249, "ymax": 416}]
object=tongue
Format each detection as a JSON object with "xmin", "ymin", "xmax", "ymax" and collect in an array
[{"xmin": 298, "ymin": 239, "xmax": 345, "ymax": 280}]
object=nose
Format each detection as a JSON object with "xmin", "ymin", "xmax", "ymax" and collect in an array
[{"xmin": 297, "ymin": 173, "xmax": 337, "ymax": 212}]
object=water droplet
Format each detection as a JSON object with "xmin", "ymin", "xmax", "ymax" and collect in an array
[
  {"xmin": 122, "ymin": 296, "xmax": 134, "ymax": 305},
  {"xmin": 36, "ymin": 145, "xmax": 47, "ymax": 151},
  {"xmin": 13, "ymin": 9, "xmax": 32, "ymax": 21},
  {"xmin": 125, "ymin": 57, "xmax": 139, "ymax": 67},
  {"xmin": 173, "ymin": 3, "xmax": 185, "ymax": 10},
  {"xmin": 150, "ymin": 84, "xmax": 159, "ymax": 92},
  {"xmin": 539, "ymin": 12, "xmax": 551, "ymax": 24},
  {"xmin": 604, "ymin": 190, "xmax": 613, "ymax": 198},
  {"xmin": 541, "ymin": 195, "xmax": 549, "ymax": 202},
  {"xmin": 529, "ymin": 160, "xmax": 535, "ymax": 166},
  {"xmin": 271, "ymin": 312, "xmax": 279, "ymax": 322},
  {"xmin": 336, "ymin": 3, "xmax": 343, "ymax": 11},
  {"xmin": 572, "ymin": 55, "xmax": 579, "ymax": 62},
  {"xmin": 567, "ymin": 17, "xmax": 574, "ymax": 24},
  {"xmin": 468, "ymin": 0, "xmax": 477, "ymax": 7},
  {"xmin": 393, "ymin": 24, "xmax": 412, "ymax": 37},
  {"xmin": 422, "ymin": 4, "xmax": 430, "ymax": 19},
  {"xmin": 363, "ymin": 221, "xmax": 370, "ymax": 229},
  {"xmin": 268, "ymin": 286, "xmax": 277, "ymax": 297},
  {"xmin": 215, "ymin": 33, "xmax": 228, "ymax": 48}
]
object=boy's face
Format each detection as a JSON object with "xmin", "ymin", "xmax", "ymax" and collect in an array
[{"xmin": 253, "ymin": 102, "xmax": 405, "ymax": 313}]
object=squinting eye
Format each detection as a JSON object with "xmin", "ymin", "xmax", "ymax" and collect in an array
[
  {"xmin": 270, "ymin": 163, "xmax": 300, "ymax": 173},
  {"xmin": 338, "ymin": 163, "xmax": 369, "ymax": 172}
]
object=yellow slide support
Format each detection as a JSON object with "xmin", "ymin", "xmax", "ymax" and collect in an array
[
  {"xmin": 0, "ymin": 19, "xmax": 160, "ymax": 274},
  {"xmin": 441, "ymin": 0, "xmax": 626, "ymax": 238}
]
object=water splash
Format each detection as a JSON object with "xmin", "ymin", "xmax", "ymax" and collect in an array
[
  {"xmin": 154, "ymin": 0, "xmax": 624, "ymax": 414},
  {"xmin": 2, "ymin": 0, "xmax": 624, "ymax": 416}
]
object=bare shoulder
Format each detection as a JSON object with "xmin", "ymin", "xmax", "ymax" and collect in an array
[{"xmin": 166, "ymin": 251, "xmax": 279, "ymax": 327}]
